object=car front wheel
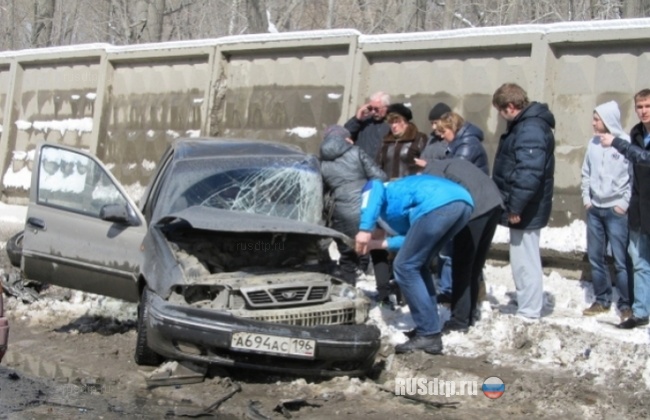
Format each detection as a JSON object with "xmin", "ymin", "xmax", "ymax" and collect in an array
[
  {"xmin": 135, "ymin": 288, "xmax": 164, "ymax": 366},
  {"xmin": 6, "ymin": 231, "xmax": 23, "ymax": 268}
]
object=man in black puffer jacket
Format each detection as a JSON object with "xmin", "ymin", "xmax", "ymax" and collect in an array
[
  {"xmin": 492, "ymin": 83, "xmax": 555, "ymax": 320},
  {"xmin": 320, "ymin": 125, "xmax": 387, "ymax": 284}
]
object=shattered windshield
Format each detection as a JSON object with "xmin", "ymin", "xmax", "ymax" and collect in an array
[{"xmin": 155, "ymin": 154, "xmax": 323, "ymax": 224}]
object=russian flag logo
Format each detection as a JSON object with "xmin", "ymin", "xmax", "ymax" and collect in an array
[{"xmin": 482, "ymin": 376, "xmax": 505, "ymax": 399}]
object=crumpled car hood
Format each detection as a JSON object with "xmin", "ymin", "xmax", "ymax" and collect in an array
[{"xmin": 157, "ymin": 206, "xmax": 350, "ymax": 242}]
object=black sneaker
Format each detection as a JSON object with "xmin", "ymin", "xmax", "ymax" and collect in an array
[
  {"xmin": 395, "ymin": 334, "xmax": 443, "ymax": 355},
  {"xmin": 617, "ymin": 316, "xmax": 649, "ymax": 329}
]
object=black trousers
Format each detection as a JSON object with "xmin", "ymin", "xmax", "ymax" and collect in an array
[
  {"xmin": 334, "ymin": 238, "xmax": 359, "ymax": 284},
  {"xmin": 371, "ymin": 249, "xmax": 392, "ymax": 301},
  {"xmin": 451, "ymin": 206, "xmax": 502, "ymax": 326}
]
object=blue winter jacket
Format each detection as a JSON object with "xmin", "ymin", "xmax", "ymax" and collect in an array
[
  {"xmin": 445, "ymin": 122, "xmax": 490, "ymax": 175},
  {"xmin": 492, "ymin": 102, "xmax": 555, "ymax": 229},
  {"xmin": 359, "ymin": 174, "xmax": 474, "ymax": 251}
]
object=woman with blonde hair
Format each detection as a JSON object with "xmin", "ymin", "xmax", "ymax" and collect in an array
[{"xmin": 435, "ymin": 111, "xmax": 489, "ymax": 175}]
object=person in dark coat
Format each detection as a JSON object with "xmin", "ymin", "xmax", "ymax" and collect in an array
[
  {"xmin": 377, "ymin": 103, "xmax": 428, "ymax": 179},
  {"xmin": 420, "ymin": 102, "xmax": 452, "ymax": 162},
  {"xmin": 320, "ymin": 125, "xmax": 387, "ymax": 284},
  {"xmin": 344, "ymin": 91, "xmax": 391, "ymax": 274},
  {"xmin": 418, "ymin": 109, "xmax": 490, "ymax": 305},
  {"xmin": 600, "ymin": 88, "xmax": 650, "ymax": 329},
  {"xmin": 371, "ymin": 103, "xmax": 428, "ymax": 307},
  {"xmin": 424, "ymin": 159, "xmax": 504, "ymax": 331},
  {"xmin": 435, "ymin": 111, "xmax": 490, "ymax": 175},
  {"xmin": 344, "ymin": 91, "xmax": 391, "ymax": 161},
  {"xmin": 492, "ymin": 83, "xmax": 555, "ymax": 320}
]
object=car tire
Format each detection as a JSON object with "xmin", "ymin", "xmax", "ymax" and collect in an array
[
  {"xmin": 6, "ymin": 231, "xmax": 24, "ymax": 268},
  {"xmin": 135, "ymin": 288, "xmax": 164, "ymax": 366}
]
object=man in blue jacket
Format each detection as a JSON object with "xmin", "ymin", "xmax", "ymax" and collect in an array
[
  {"xmin": 492, "ymin": 83, "xmax": 555, "ymax": 320},
  {"xmin": 355, "ymin": 175, "xmax": 473, "ymax": 354}
]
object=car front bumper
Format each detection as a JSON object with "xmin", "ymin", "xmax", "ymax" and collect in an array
[{"xmin": 146, "ymin": 293, "xmax": 381, "ymax": 376}]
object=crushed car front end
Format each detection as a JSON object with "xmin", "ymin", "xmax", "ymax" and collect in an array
[
  {"xmin": 146, "ymin": 290, "xmax": 380, "ymax": 376},
  {"xmin": 140, "ymin": 208, "xmax": 381, "ymax": 376}
]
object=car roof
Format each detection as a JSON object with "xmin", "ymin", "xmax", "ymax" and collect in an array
[{"xmin": 171, "ymin": 138, "xmax": 306, "ymax": 160}]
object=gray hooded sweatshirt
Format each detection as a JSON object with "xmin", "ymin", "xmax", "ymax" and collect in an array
[{"xmin": 580, "ymin": 100, "xmax": 631, "ymax": 210}]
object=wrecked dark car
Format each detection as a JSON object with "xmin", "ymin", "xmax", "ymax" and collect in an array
[{"xmin": 19, "ymin": 139, "xmax": 381, "ymax": 376}]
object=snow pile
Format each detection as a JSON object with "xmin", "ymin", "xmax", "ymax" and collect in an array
[{"xmin": 6, "ymin": 289, "xmax": 136, "ymax": 327}]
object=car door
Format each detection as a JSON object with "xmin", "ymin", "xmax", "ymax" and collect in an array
[{"xmin": 21, "ymin": 144, "xmax": 147, "ymax": 302}]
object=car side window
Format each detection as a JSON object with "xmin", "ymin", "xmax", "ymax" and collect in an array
[
  {"xmin": 141, "ymin": 152, "xmax": 173, "ymax": 223},
  {"xmin": 37, "ymin": 147, "xmax": 128, "ymax": 218}
]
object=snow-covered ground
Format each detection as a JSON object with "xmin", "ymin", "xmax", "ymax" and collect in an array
[{"xmin": 2, "ymin": 201, "xmax": 649, "ymax": 394}]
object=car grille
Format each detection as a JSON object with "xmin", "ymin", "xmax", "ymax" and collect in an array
[
  {"xmin": 242, "ymin": 307, "xmax": 357, "ymax": 326},
  {"xmin": 240, "ymin": 282, "xmax": 330, "ymax": 308}
]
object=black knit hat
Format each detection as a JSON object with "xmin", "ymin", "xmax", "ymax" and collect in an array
[
  {"xmin": 386, "ymin": 103, "xmax": 413, "ymax": 121},
  {"xmin": 428, "ymin": 102, "xmax": 452, "ymax": 121}
]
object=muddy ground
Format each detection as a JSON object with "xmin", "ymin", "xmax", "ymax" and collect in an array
[{"xmin": 1, "ymin": 222, "xmax": 648, "ymax": 419}]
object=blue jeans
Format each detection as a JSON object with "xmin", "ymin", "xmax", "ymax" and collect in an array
[
  {"xmin": 586, "ymin": 206, "xmax": 631, "ymax": 310},
  {"xmin": 629, "ymin": 229, "xmax": 650, "ymax": 319},
  {"xmin": 393, "ymin": 201, "xmax": 472, "ymax": 336},
  {"xmin": 437, "ymin": 241, "xmax": 453, "ymax": 297}
]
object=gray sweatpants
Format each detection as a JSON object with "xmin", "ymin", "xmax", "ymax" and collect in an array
[{"xmin": 509, "ymin": 228, "xmax": 544, "ymax": 318}]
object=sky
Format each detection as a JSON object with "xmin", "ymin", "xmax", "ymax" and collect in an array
[{"xmin": 2, "ymin": 199, "xmax": 648, "ymax": 395}]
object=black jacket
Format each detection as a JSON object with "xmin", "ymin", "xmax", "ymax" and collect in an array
[
  {"xmin": 424, "ymin": 159, "xmax": 504, "ymax": 220},
  {"xmin": 343, "ymin": 116, "xmax": 390, "ymax": 162},
  {"xmin": 445, "ymin": 122, "xmax": 490, "ymax": 175},
  {"xmin": 492, "ymin": 102, "xmax": 555, "ymax": 229},
  {"xmin": 612, "ymin": 122, "xmax": 650, "ymax": 235},
  {"xmin": 320, "ymin": 135, "xmax": 387, "ymax": 237},
  {"xmin": 377, "ymin": 123, "xmax": 428, "ymax": 179},
  {"xmin": 421, "ymin": 133, "xmax": 447, "ymax": 162}
]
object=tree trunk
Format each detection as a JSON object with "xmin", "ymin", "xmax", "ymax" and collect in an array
[
  {"xmin": 9, "ymin": 0, "xmax": 16, "ymax": 50},
  {"xmin": 31, "ymin": 0, "xmax": 56, "ymax": 47},
  {"xmin": 623, "ymin": 0, "xmax": 650, "ymax": 17},
  {"xmin": 415, "ymin": 0, "xmax": 427, "ymax": 31},
  {"xmin": 443, "ymin": 0, "xmax": 456, "ymax": 29},
  {"xmin": 146, "ymin": 0, "xmax": 165, "ymax": 42},
  {"xmin": 245, "ymin": 0, "xmax": 269, "ymax": 34},
  {"xmin": 327, "ymin": 0, "xmax": 334, "ymax": 29}
]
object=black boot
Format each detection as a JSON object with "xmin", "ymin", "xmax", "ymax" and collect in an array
[{"xmin": 395, "ymin": 333, "xmax": 443, "ymax": 355}]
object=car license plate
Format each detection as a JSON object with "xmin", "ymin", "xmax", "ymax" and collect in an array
[{"xmin": 231, "ymin": 332, "xmax": 316, "ymax": 358}]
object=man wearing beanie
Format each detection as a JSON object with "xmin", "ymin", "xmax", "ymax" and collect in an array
[{"xmin": 420, "ymin": 102, "xmax": 453, "ymax": 163}]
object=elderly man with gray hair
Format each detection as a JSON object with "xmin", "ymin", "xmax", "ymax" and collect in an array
[{"xmin": 344, "ymin": 91, "xmax": 391, "ymax": 160}]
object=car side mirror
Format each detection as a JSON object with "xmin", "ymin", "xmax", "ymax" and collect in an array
[{"xmin": 100, "ymin": 204, "xmax": 131, "ymax": 224}]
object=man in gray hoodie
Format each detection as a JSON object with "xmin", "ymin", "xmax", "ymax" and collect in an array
[{"xmin": 580, "ymin": 101, "xmax": 632, "ymax": 320}]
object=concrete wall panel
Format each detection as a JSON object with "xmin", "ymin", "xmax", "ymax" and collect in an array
[
  {"xmin": 219, "ymin": 48, "xmax": 350, "ymax": 154},
  {"xmin": 2, "ymin": 61, "xmax": 100, "ymax": 197},
  {"xmin": 99, "ymin": 58, "xmax": 209, "ymax": 189}
]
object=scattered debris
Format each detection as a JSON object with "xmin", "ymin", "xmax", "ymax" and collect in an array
[
  {"xmin": 145, "ymin": 361, "xmax": 207, "ymax": 388},
  {"xmin": 246, "ymin": 400, "xmax": 271, "ymax": 420},
  {"xmin": 37, "ymin": 400, "xmax": 94, "ymax": 412},
  {"xmin": 171, "ymin": 379, "xmax": 241, "ymax": 418},
  {"xmin": 273, "ymin": 398, "xmax": 322, "ymax": 418},
  {"xmin": 1, "ymin": 271, "xmax": 40, "ymax": 304},
  {"xmin": 376, "ymin": 384, "xmax": 460, "ymax": 409}
]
